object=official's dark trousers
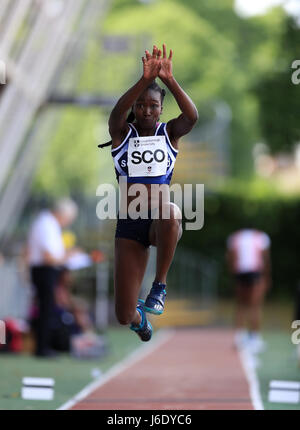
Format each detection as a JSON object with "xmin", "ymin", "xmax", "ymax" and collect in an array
[{"xmin": 30, "ymin": 265, "xmax": 61, "ymax": 355}]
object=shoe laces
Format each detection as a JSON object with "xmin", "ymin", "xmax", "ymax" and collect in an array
[{"xmin": 151, "ymin": 282, "xmax": 167, "ymax": 296}]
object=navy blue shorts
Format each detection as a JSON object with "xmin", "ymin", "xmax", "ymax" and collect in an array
[
  {"xmin": 234, "ymin": 271, "xmax": 261, "ymax": 287},
  {"xmin": 115, "ymin": 212, "xmax": 154, "ymax": 248}
]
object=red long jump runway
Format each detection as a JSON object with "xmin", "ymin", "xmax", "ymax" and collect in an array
[{"xmin": 68, "ymin": 328, "xmax": 256, "ymax": 410}]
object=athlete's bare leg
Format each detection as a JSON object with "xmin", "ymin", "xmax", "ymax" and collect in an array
[
  {"xmin": 114, "ymin": 238, "xmax": 150, "ymax": 326},
  {"xmin": 234, "ymin": 285, "xmax": 252, "ymax": 329},
  {"xmin": 149, "ymin": 203, "xmax": 182, "ymax": 284},
  {"xmin": 248, "ymin": 277, "xmax": 266, "ymax": 332}
]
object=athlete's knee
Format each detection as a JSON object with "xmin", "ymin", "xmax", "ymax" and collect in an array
[
  {"xmin": 170, "ymin": 202, "xmax": 182, "ymax": 221},
  {"xmin": 116, "ymin": 313, "xmax": 133, "ymax": 326},
  {"xmin": 161, "ymin": 218, "xmax": 181, "ymax": 242},
  {"xmin": 160, "ymin": 202, "xmax": 182, "ymax": 221},
  {"xmin": 168, "ymin": 214, "xmax": 182, "ymax": 235},
  {"xmin": 115, "ymin": 306, "xmax": 136, "ymax": 326}
]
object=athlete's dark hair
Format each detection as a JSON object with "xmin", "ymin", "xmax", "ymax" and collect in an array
[{"xmin": 98, "ymin": 81, "xmax": 166, "ymax": 148}]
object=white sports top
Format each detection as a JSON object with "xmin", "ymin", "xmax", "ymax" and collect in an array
[
  {"xmin": 28, "ymin": 210, "xmax": 65, "ymax": 265},
  {"xmin": 227, "ymin": 229, "xmax": 270, "ymax": 273}
]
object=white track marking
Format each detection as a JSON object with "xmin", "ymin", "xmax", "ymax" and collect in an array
[{"xmin": 238, "ymin": 348, "xmax": 264, "ymax": 410}]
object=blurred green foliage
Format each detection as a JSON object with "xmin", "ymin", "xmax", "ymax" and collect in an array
[
  {"xmin": 254, "ymin": 17, "xmax": 300, "ymax": 153},
  {"xmin": 29, "ymin": 0, "xmax": 300, "ymax": 297},
  {"xmin": 32, "ymin": 0, "xmax": 297, "ymax": 196},
  {"xmin": 180, "ymin": 187, "xmax": 300, "ymax": 298},
  {"xmin": 33, "ymin": 107, "xmax": 116, "ymax": 197},
  {"xmin": 103, "ymin": 0, "xmax": 285, "ymax": 177}
]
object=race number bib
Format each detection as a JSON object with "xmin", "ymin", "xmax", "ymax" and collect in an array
[{"xmin": 127, "ymin": 135, "xmax": 168, "ymax": 177}]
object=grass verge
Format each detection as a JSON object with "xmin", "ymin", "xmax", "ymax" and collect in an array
[{"xmin": 0, "ymin": 327, "xmax": 141, "ymax": 410}]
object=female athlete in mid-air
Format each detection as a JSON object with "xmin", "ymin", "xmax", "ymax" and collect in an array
[{"xmin": 104, "ymin": 44, "xmax": 198, "ymax": 341}]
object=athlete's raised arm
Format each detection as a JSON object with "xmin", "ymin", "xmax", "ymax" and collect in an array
[
  {"xmin": 158, "ymin": 44, "xmax": 198, "ymax": 143},
  {"xmin": 108, "ymin": 45, "xmax": 162, "ymax": 141}
]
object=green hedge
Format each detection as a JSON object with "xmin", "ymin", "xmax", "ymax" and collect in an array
[{"xmin": 180, "ymin": 190, "xmax": 300, "ymax": 299}]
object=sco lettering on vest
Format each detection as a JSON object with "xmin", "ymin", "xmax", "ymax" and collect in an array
[{"xmin": 127, "ymin": 136, "xmax": 168, "ymax": 177}]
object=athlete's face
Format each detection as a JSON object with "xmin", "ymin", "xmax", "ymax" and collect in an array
[{"xmin": 133, "ymin": 89, "xmax": 163, "ymax": 129}]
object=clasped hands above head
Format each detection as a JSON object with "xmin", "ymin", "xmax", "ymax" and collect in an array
[{"xmin": 142, "ymin": 43, "xmax": 173, "ymax": 82}]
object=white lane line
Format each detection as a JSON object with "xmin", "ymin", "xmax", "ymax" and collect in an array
[
  {"xmin": 238, "ymin": 349, "xmax": 264, "ymax": 410},
  {"xmin": 57, "ymin": 328, "xmax": 175, "ymax": 410}
]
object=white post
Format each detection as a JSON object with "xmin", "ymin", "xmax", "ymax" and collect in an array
[
  {"xmin": 95, "ymin": 260, "xmax": 109, "ymax": 332},
  {"xmin": 0, "ymin": 320, "xmax": 6, "ymax": 345},
  {"xmin": 0, "ymin": 60, "xmax": 6, "ymax": 84}
]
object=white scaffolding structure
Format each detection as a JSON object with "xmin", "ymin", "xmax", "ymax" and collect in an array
[{"xmin": 0, "ymin": 0, "xmax": 110, "ymax": 246}]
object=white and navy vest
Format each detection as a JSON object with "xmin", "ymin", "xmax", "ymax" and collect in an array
[{"xmin": 111, "ymin": 122, "xmax": 178, "ymax": 184}]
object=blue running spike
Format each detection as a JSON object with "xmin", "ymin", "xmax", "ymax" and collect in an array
[
  {"xmin": 130, "ymin": 302, "xmax": 152, "ymax": 342},
  {"xmin": 144, "ymin": 281, "xmax": 167, "ymax": 315}
]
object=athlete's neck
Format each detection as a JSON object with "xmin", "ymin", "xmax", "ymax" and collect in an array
[{"xmin": 133, "ymin": 122, "xmax": 159, "ymax": 137}]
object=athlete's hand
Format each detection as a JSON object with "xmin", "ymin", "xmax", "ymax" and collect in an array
[
  {"xmin": 158, "ymin": 44, "xmax": 173, "ymax": 82},
  {"xmin": 142, "ymin": 45, "xmax": 162, "ymax": 81}
]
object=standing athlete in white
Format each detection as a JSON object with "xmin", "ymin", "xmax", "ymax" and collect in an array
[{"xmin": 226, "ymin": 229, "xmax": 272, "ymax": 352}]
